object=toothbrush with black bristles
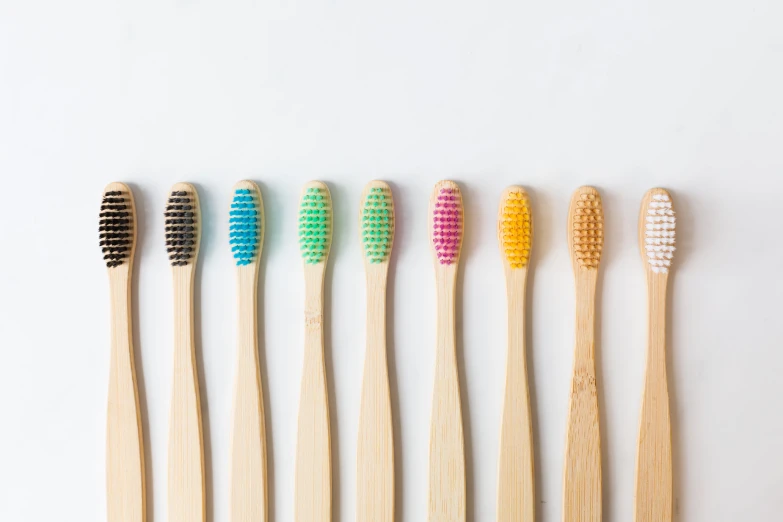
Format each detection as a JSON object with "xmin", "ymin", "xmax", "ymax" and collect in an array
[
  {"xmin": 229, "ymin": 181, "xmax": 268, "ymax": 522},
  {"xmin": 101, "ymin": 182, "xmax": 146, "ymax": 522},
  {"xmin": 165, "ymin": 183, "xmax": 205, "ymax": 522}
]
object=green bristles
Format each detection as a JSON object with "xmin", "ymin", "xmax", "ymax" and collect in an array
[
  {"xmin": 361, "ymin": 186, "xmax": 393, "ymax": 263},
  {"xmin": 298, "ymin": 186, "xmax": 332, "ymax": 264}
]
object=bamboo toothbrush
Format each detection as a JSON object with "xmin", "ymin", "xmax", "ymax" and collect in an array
[
  {"xmin": 634, "ymin": 189, "xmax": 675, "ymax": 522},
  {"xmin": 165, "ymin": 183, "xmax": 205, "ymax": 522},
  {"xmin": 428, "ymin": 180, "xmax": 465, "ymax": 522},
  {"xmin": 101, "ymin": 183, "xmax": 146, "ymax": 522},
  {"xmin": 496, "ymin": 187, "xmax": 534, "ymax": 522},
  {"xmin": 294, "ymin": 181, "xmax": 333, "ymax": 522},
  {"xmin": 229, "ymin": 181, "xmax": 268, "ymax": 522},
  {"xmin": 563, "ymin": 186, "xmax": 604, "ymax": 522},
  {"xmin": 356, "ymin": 181, "xmax": 395, "ymax": 522}
]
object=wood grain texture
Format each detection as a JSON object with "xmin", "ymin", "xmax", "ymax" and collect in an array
[
  {"xmin": 167, "ymin": 183, "xmax": 206, "ymax": 522},
  {"xmin": 295, "ymin": 181, "xmax": 332, "ymax": 522},
  {"xmin": 356, "ymin": 181, "xmax": 395, "ymax": 522},
  {"xmin": 230, "ymin": 181, "xmax": 268, "ymax": 522},
  {"xmin": 496, "ymin": 187, "xmax": 534, "ymax": 522},
  {"xmin": 634, "ymin": 189, "xmax": 673, "ymax": 522},
  {"xmin": 105, "ymin": 182, "xmax": 146, "ymax": 522},
  {"xmin": 562, "ymin": 186, "xmax": 602, "ymax": 522},
  {"xmin": 428, "ymin": 180, "xmax": 465, "ymax": 522}
]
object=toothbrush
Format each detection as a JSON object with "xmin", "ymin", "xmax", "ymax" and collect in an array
[
  {"xmin": 294, "ymin": 181, "xmax": 333, "ymax": 522},
  {"xmin": 496, "ymin": 187, "xmax": 534, "ymax": 522},
  {"xmin": 563, "ymin": 186, "xmax": 603, "ymax": 522},
  {"xmin": 356, "ymin": 181, "xmax": 395, "ymax": 522},
  {"xmin": 165, "ymin": 183, "xmax": 205, "ymax": 522},
  {"xmin": 101, "ymin": 183, "xmax": 146, "ymax": 522},
  {"xmin": 229, "ymin": 181, "xmax": 268, "ymax": 522},
  {"xmin": 634, "ymin": 189, "xmax": 675, "ymax": 522},
  {"xmin": 427, "ymin": 180, "xmax": 465, "ymax": 522}
]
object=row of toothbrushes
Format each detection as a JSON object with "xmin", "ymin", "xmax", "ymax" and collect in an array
[{"xmin": 100, "ymin": 180, "xmax": 675, "ymax": 522}]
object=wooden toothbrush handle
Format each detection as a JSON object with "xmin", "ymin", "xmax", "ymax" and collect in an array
[
  {"xmin": 168, "ymin": 272, "xmax": 205, "ymax": 522},
  {"xmin": 497, "ymin": 271, "xmax": 534, "ymax": 522},
  {"xmin": 295, "ymin": 270, "xmax": 332, "ymax": 522},
  {"xmin": 634, "ymin": 276, "xmax": 672, "ymax": 522},
  {"xmin": 563, "ymin": 273, "xmax": 601, "ymax": 522},
  {"xmin": 230, "ymin": 270, "xmax": 267, "ymax": 522},
  {"xmin": 429, "ymin": 271, "xmax": 465, "ymax": 522},
  {"xmin": 357, "ymin": 275, "xmax": 394, "ymax": 522},
  {"xmin": 107, "ymin": 270, "xmax": 145, "ymax": 522}
]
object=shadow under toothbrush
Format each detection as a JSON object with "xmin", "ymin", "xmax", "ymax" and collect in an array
[
  {"xmin": 127, "ymin": 182, "xmax": 154, "ymax": 522},
  {"xmin": 322, "ymin": 179, "xmax": 345, "ymax": 522},
  {"xmin": 453, "ymin": 178, "xmax": 477, "ymax": 522},
  {"xmin": 253, "ymin": 179, "xmax": 277, "ymax": 522},
  {"xmin": 191, "ymin": 182, "xmax": 214, "ymax": 522},
  {"xmin": 664, "ymin": 187, "xmax": 691, "ymax": 521},
  {"xmin": 521, "ymin": 185, "xmax": 546, "ymax": 522},
  {"xmin": 384, "ymin": 180, "xmax": 404, "ymax": 522}
]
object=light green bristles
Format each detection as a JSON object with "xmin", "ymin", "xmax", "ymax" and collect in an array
[
  {"xmin": 361, "ymin": 186, "xmax": 393, "ymax": 263},
  {"xmin": 298, "ymin": 186, "xmax": 332, "ymax": 264}
]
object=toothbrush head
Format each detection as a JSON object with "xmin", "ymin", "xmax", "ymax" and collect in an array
[
  {"xmin": 230, "ymin": 181, "xmax": 264, "ymax": 267},
  {"xmin": 165, "ymin": 183, "xmax": 201, "ymax": 267},
  {"xmin": 498, "ymin": 186, "xmax": 532, "ymax": 270},
  {"xmin": 99, "ymin": 182, "xmax": 136, "ymax": 269},
  {"xmin": 429, "ymin": 180, "xmax": 464, "ymax": 267},
  {"xmin": 640, "ymin": 188, "xmax": 675, "ymax": 274},
  {"xmin": 360, "ymin": 181, "xmax": 394, "ymax": 265},
  {"xmin": 298, "ymin": 181, "xmax": 333, "ymax": 265},
  {"xmin": 568, "ymin": 186, "xmax": 604, "ymax": 272}
]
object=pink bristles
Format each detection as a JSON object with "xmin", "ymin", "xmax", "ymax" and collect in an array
[{"xmin": 432, "ymin": 187, "xmax": 463, "ymax": 265}]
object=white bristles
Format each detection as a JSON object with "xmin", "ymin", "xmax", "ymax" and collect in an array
[{"xmin": 644, "ymin": 193, "xmax": 675, "ymax": 273}]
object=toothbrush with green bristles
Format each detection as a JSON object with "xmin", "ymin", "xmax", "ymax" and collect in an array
[
  {"xmin": 356, "ymin": 181, "xmax": 395, "ymax": 522},
  {"xmin": 294, "ymin": 181, "xmax": 333, "ymax": 522},
  {"xmin": 228, "ymin": 181, "xmax": 268, "ymax": 522}
]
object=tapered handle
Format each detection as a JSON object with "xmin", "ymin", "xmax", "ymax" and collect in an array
[
  {"xmin": 230, "ymin": 269, "xmax": 268, "ymax": 522},
  {"xmin": 357, "ymin": 274, "xmax": 394, "ymax": 522},
  {"xmin": 497, "ymin": 270, "xmax": 534, "ymax": 522},
  {"xmin": 634, "ymin": 276, "xmax": 672, "ymax": 522},
  {"xmin": 429, "ymin": 269, "xmax": 465, "ymax": 522},
  {"xmin": 107, "ymin": 269, "xmax": 145, "ymax": 522},
  {"xmin": 295, "ymin": 267, "xmax": 332, "ymax": 522},
  {"xmin": 168, "ymin": 270, "xmax": 205, "ymax": 522},
  {"xmin": 563, "ymin": 273, "xmax": 601, "ymax": 522}
]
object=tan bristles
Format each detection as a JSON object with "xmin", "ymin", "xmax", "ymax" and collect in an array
[
  {"xmin": 570, "ymin": 187, "xmax": 604, "ymax": 270},
  {"xmin": 498, "ymin": 187, "xmax": 532, "ymax": 269}
]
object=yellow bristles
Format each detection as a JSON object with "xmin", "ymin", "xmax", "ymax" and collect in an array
[{"xmin": 499, "ymin": 188, "xmax": 532, "ymax": 269}]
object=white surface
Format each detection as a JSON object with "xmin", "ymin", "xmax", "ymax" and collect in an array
[{"xmin": 1, "ymin": 1, "xmax": 782, "ymax": 521}]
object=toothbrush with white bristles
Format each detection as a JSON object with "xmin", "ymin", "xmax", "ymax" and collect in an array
[{"xmin": 634, "ymin": 189, "xmax": 675, "ymax": 522}]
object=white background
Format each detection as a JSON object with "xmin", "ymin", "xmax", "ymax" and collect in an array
[{"xmin": 1, "ymin": 1, "xmax": 781, "ymax": 521}]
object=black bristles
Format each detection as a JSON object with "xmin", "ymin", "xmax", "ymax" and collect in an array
[
  {"xmin": 165, "ymin": 190, "xmax": 197, "ymax": 267},
  {"xmin": 98, "ymin": 191, "xmax": 132, "ymax": 268}
]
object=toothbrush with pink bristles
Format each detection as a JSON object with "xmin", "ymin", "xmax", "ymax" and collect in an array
[{"xmin": 427, "ymin": 180, "xmax": 466, "ymax": 522}]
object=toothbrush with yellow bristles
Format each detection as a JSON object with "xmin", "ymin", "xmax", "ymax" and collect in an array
[
  {"xmin": 562, "ymin": 186, "xmax": 603, "ymax": 522},
  {"xmin": 356, "ymin": 181, "xmax": 395, "ymax": 522},
  {"xmin": 634, "ymin": 189, "xmax": 675, "ymax": 522},
  {"xmin": 496, "ymin": 187, "xmax": 534, "ymax": 522}
]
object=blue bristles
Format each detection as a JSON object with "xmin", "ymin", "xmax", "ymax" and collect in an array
[{"xmin": 229, "ymin": 188, "xmax": 260, "ymax": 266}]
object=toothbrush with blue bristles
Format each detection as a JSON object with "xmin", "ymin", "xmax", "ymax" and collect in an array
[{"xmin": 228, "ymin": 181, "xmax": 268, "ymax": 522}]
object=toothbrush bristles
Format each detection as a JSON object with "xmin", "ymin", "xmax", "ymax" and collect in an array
[{"xmin": 99, "ymin": 190, "xmax": 132, "ymax": 268}]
